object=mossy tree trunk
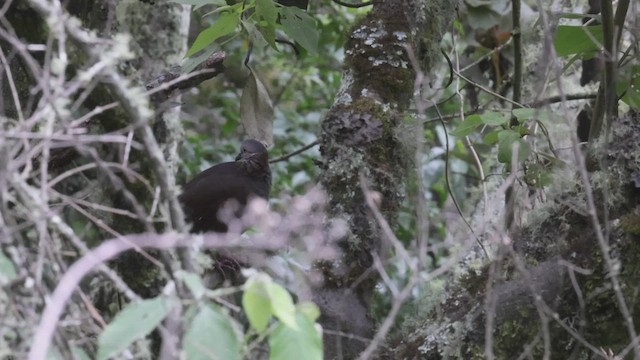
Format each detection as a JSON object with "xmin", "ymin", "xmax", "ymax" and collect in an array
[
  {"xmin": 316, "ymin": 1, "xmax": 457, "ymax": 358},
  {"xmin": 388, "ymin": 113, "xmax": 640, "ymax": 359}
]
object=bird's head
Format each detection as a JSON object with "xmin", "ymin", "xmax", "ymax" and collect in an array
[
  {"xmin": 235, "ymin": 139, "xmax": 269, "ymax": 162},
  {"xmin": 236, "ymin": 139, "xmax": 271, "ymax": 183}
]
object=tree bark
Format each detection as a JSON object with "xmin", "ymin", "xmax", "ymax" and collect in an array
[
  {"xmin": 316, "ymin": 1, "xmax": 457, "ymax": 358},
  {"xmin": 388, "ymin": 112, "xmax": 640, "ymax": 359}
]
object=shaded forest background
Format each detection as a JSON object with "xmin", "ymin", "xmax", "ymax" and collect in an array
[{"xmin": 1, "ymin": 0, "xmax": 640, "ymax": 359}]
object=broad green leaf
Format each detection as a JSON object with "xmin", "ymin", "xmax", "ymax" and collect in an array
[
  {"xmin": 279, "ymin": 7, "xmax": 319, "ymax": 54},
  {"xmin": 71, "ymin": 347, "xmax": 91, "ymax": 360},
  {"xmin": 241, "ymin": 19, "xmax": 269, "ymax": 49},
  {"xmin": 242, "ymin": 276, "xmax": 273, "ymax": 332},
  {"xmin": 512, "ymin": 108, "xmax": 554, "ymax": 124},
  {"xmin": 497, "ymin": 130, "xmax": 530, "ymax": 164},
  {"xmin": 184, "ymin": 305, "xmax": 242, "ymax": 360},
  {"xmin": 618, "ymin": 65, "xmax": 640, "ymax": 109},
  {"xmin": 479, "ymin": 111, "xmax": 509, "ymax": 126},
  {"xmin": 186, "ymin": 11, "xmax": 239, "ymax": 57},
  {"xmin": 256, "ymin": 0, "xmax": 278, "ymax": 47},
  {"xmin": 240, "ymin": 66, "xmax": 274, "ymax": 146},
  {"xmin": 256, "ymin": 0, "xmax": 278, "ymax": 25},
  {"xmin": 450, "ymin": 114, "xmax": 483, "ymax": 136},
  {"xmin": 267, "ymin": 282, "xmax": 298, "ymax": 330},
  {"xmin": 0, "ymin": 251, "xmax": 17, "ymax": 282},
  {"xmin": 297, "ymin": 302, "xmax": 321, "ymax": 322},
  {"xmin": 483, "ymin": 129, "xmax": 500, "ymax": 145},
  {"xmin": 553, "ymin": 25, "xmax": 603, "ymax": 57},
  {"xmin": 511, "ymin": 108, "xmax": 535, "ymax": 121},
  {"xmin": 176, "ymin": 271, "xmax": 206, "ymax": 300},
  {"xmin": 269, "ymin": 314, "xmax": 322, "ymax": 360},
  {"xmin": 97, "ymin": 297, "xmax": 173, "ymax": 360}
]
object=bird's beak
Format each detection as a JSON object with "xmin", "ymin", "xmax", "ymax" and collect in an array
[{"xmin": 235, "ymin": 152, "xmax": 243, "ymax": 161}]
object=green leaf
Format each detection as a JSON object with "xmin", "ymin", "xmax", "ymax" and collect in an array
[
  {"xmin": 553, "ymin": 25, "xmax": 603, "ymax": 57},
  {"xmin": 267, "ymin": 282, "xmax": 298, "ymax": 330},
  {"xmin": 497, "ymin": 130, "xmax": 530, "ymax": 164},
  {"xmin": 511, "ymin": 108, "xmax": 535, "ymax": 121},
  {"xmin": 256, "ymin": 0, "xmax": 278, "ymax": 25},
  {"xmin": 186, "ymin": 11, "xmax": 240, "ymax": 57},
  {"xmin": 483, "ymin": 129, "xmax": 500, "ymax": 145},
  {"xmin": 256, "ymin": 0, "xmax": 278, "ymax": 47},
  {"xmin": 618, "ymin": 65, "xmax": 640, "ymax": 109},
  {"xmin": 97, "ymin": 297, "xmax": 173, "ymax": 360},
  {"xmin": 0, "ymin": 251, "xmax": 17, "ymax": 282},
  {"xmin": 242, "ymin": 275, "xmax": 273, "ymax": 333},
  {"xmin": 242, "ymin": 273, "xmax": 298, "ymax": 332},
  {"xmin": 176, "ymin": 271, "xmax": 206, "ymax": 300},
  {"xmin": 279, "ymin": 7, "xmax": 319, "ymax": 54},
  {"xmin": 297, "ymin": 302, "xmax": 321, "ymax": 322},
  {"xmin": 184, "ymin": 305, "xmax": 242, "ymax": 360},
  {"xmin": 479, "ymin": 111, "xmax": 510, "ymax": 126},
  {"xmin": 450, "ymin": 114, "xmax": 483, "ymax": 136},
  {"xmin": 269, "ymin": 314, "xmax": 323, "ymax": 360},
  {"xmin": 512, "ymin": 108, "xmax": 554, "ymax": 124},
  {"xmin": 242, "ymin": 19, "xmax": 269, "ymax": 49}
]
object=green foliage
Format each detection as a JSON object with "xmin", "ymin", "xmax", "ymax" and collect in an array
[
  {"xmin": 97, "ymin": 297, "xmax": 174, "ymax": 360},
  {"xmin": 92, "ymin": 272, "xmax": 322, "ymax": 359},
  {"xmin": 174, "ymin": 0, "xmax": 320, "ymax": 70},
  {"xmin": 0, "ymin": 251, "xmax": 17, "ymax": 283},
  {"xmin": 256, "ymin": 0, "xmax": 278, "ymax": 47},
  {"xmin": 186, "ymin": 6, "xmax": 242, "ymax": 57},
  {"xmin": 176, "ymin": 270, "xmax": 207, "ymax": 299},
  {"xmin": 450, "ymin": 109, "xmax": 555, "ymax": 165},
  {"xmin": 183, "ymin": 305, "xmax": 243, "ymax": 360},
  {"xmin": 450, "ymin": 114, "xmax": 483, "ymax": 137},
  {"xmin": 553, "ymin": 25, "xmax": 603, "ymax": 57},
  {"xmin": 497, "ymin": 129, "xmax": 530, "ymax": 164},
  {"xmin": 179, "ymin": 2, "xmax": 351, "ymax": 199},
  {"xmin": 618, "ymin": 65, "xmax": 640, "ymax": 109},
  {"xmin": 269, "ymin": 313, "xmax": 323, "ymax": 360},
  {"xmin": 279, "ymin": 7, "xmax": 319, "ymax": 54},
  {"xmin": 242, "ymin": 273, "xmax": 298, "ymax": 332}
]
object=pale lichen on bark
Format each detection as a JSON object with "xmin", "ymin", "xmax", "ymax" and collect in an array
[{"xmin": 317, "ymin": 1, "xmax": 457, "ymax": 358}]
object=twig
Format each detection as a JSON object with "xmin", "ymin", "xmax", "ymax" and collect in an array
[
  {"xmin": 359, "ymin": 174, "xmax": 414, "ymax": 270},
  {"xmin": 453, "ymin": 69, "xmax": 525, "ymax": 108},
  {"xmin": 526, "ymin": 93, "xmax": 597, "ymax": 108},
  {"xmin": 404, "ymin": 45, "xmax": 431, "ymax": 267},
  {"xmin": 332, "ymin": 0, "xmax": 372, "ymax": 8},
  {"xmin": 146, "ymin": 53, "xmax": 226, "ymax": 104},
  {"xmin": 0, "ymin": 47, "xmax": 25, "ymax": 122},
  {"xmin": 356, "ymin": 276, "xmax": 417, "ymax": 360},
  {"xmin": 269, "ymin": 140, "xmax": 318, "ymax": 163}
]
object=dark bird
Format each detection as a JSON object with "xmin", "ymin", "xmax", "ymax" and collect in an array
[{"xmin": 179, "ymin": 139, "xmax": 271, "ymax": 233}]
